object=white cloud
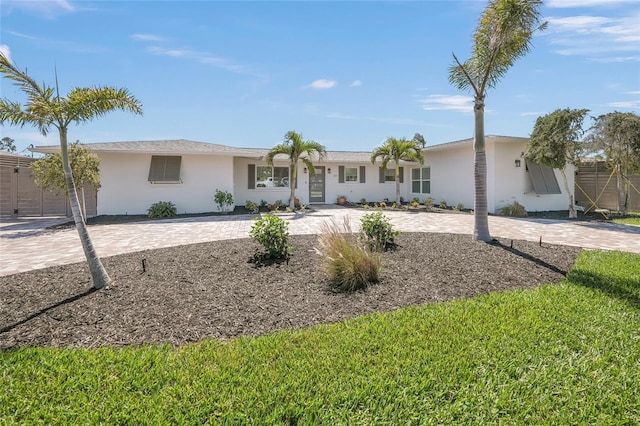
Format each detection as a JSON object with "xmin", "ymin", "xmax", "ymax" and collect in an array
[
  {"xmin": 544, "ymin": 14, "xmax": 640, "ymax": 59},
  {"xmin": 308, "ymin": 79, "xmax": 337, "ymax": 90},
  {"xmin": 0, "ymin": 45, "xmax": 11, "ymax": 61},
  {"xmin": 546, "ymin": 0, "xmax": 637, "ymax": 8},
  {"xmin": 627, "ymin": 91, "xmax": 640, "ymax": 95},
  {"xmin": 605, "ymin": 100, "xmax": 640, "ymax": 108},
  {"xmin": 520, "ymin": 112, "xmax": 545, "ymax": 117},
  {"xmin": 131, "ymin": 34, "xmax": 167, "ymax": 42},
  {"xmin": 419, "ymin": 95, "xmax": 474, "ymax": 113},
  {"xmin": 349, "ymin": 80, "xmax": 362, "ymax": 87},
  {"xmin": 147, "ymin": 46, "xmax": 256, "ymax": 76},
  {"xmin": 1, "ymin": 0, "xmax": 75, "ymax": 19}
]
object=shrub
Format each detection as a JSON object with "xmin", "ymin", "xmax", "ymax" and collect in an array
[
  {"xmin": 410, "ymin": 201, "xmax": 420, "ymax": 208},
  {"xmin": 249, "ymin": 214, "xmax": 293, "ymax": 260},
  {"xmin": 214, "ymin": 189, "xmax": 234, "ymax": 213},
  {"xmin": 360, "ymin": 198, "xmax": 367, "ymax": 206},
  {"xmin": 439, "ymin": 200, "xmax": 448, "ymax": 209},
  {"xmin": 378, "ymin": 202, "xmax": 386, "ymax": 208},
  {"xmin": 147, "ymin": 201, "xmax": 177, "ymax": 218},
  {"xmin": 316, "ymin": 217, "xmax": 380, "ymax": 292},
  {"xmin": 498, "ymin": 201, "xmax": 528, "ymax": 217},
  {"xmin": 245, "ymin": 200, "xmax": 259, "ymax": 214},
  {"xmin": 424, "ymin": 197, "xmax": 434, "ymax": 209},
  {"xmin": 411, "ymin": 197, "xmax": 420, "ymax": 204},
  {"xmin": 359, "ymin": 211, "xmax": 399, "ymax": 252},
  {"xmin": 455, "ymin": 203, "xmax": 465, "ymax": 211}
]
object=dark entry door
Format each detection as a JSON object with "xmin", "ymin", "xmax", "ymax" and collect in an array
[{"xmin": 309, "ymin": 166, "xmax": 325, "ymax": 203}]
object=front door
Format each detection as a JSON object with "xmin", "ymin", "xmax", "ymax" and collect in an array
[{"xmin": 309, "ymin": 166, "xmax": 325, "ymax": 203}]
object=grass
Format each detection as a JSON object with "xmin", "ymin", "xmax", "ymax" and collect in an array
[
  {"xmin": 315, "ymin": 217, "xmax": 381, "ymax": 292},
  {"xmin": 2, "ymin": 250, "xmax": 639, "ymax": 424},
  {"xmin": 613, "ymin": 212, "xmax": 640, "ymax": 226}
]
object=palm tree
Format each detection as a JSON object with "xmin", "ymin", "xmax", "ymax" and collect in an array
[
  {"xmin": 266, "ymin": 130, "xmax": 326, "ymax": 208},
  {"xmin": 371, "ymin": 137, "xmax": 424, "ymax": 206},
  {"xmin": 448, "ymin": 0, "xmax": 546, "ymax": 242},
  {"xmin": 0, "ymin": 54, "xmax": 142, "ymax": 289}
]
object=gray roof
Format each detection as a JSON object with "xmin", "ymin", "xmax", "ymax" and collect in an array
[
  {"xmin": 31, "ymin": 135, "xmax": 528, "ymax": 162},
  {"xmin": 425, "ymin": 135, "xmax": 529, "ymax": 152},
  {"xmin": 32, "ymin": 139, "xmax": 262, "ymax": 157}
]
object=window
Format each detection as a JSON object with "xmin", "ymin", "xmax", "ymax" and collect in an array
[
  {"xmin": 339, "ymin": 166, "xmax": 366, "ymax": 183},
  {"xmin": 412, "ymin": 167, "xmax": 431, "ymax": 194},
  {"xmin": 525, "ymin": 160, "xmax": 561, "ymax": 194},
  {"xmin": 379, "ymin": 167, "xmax": 403, "ymax": 183},
  {"xmin": 148, "ymin": 156, "xmax": 181, "ymax": 183},
  {"xmin": 249, "ymin": 165, "xmax": 289, "ymax": 188},
  {"xmin": 345, "ymin": 167, "xmax": 358, "ymax": 182}
]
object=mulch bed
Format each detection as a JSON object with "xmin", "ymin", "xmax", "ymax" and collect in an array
[{"xmin": 0, "ymin": 233, "xmax": 581, "ymax": 350}]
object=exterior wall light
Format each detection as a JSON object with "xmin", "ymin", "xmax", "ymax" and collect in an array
[
  {"xmin": 515, "ymin": 159, "xmax": 521, "ymax": 168},
  {"xmin": 327, "ymin": 168, "xmax": 332, "ymax": 174}
]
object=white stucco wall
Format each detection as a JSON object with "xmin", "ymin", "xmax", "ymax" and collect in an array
[
  {"xmin": 413, "ymin": 137, "xmax": 575, "ymax": 213},
  {"xmin": 233, "ymin": 157, "xmax": 409, "ymax": 206},
  {"xmin": 419, "ymin": 145, "xmax": 475, "ymax": 210},
  {"xmin": 97, "ymin": 152, "xmax": 234, "ymax": 215},
  {"xmin": 492, "ymin": 140, "xmax": 575, "ymax": 213}
]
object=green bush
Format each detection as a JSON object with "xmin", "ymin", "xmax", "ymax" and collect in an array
[
  {"xmin": 316, "ymin": 218, "xmax": 380, "ymax": 292},
  {"xmin": 359, "ymin": 211, "xmax": 399, "ymax": 252},
  {"xmin": 214, "ymin": 189, "xmax": 234, "ymax": 213},
  {"xmin": 147, "ymin": 201, "xmax": 177, "ymax": 218},
  {"xmin": 498, "ymin": 201, "xmax": 528, "ymax": 217},
  {"xmin": 455, "ymin": 202, "xmax": 465, "ymax": 211},
  {"xmin": 249, "ymin": 214, "xmax": 293, "ymax": 260},
  {"xmin": 439, "ymin": 200, "xmax": 448, "ymax": 209},
  {"xmin": 245, "ymin": 200, "xmax": 260, "ymax": 214},
  {"xmin": 424, "ymin": 197, "xmax": 434, "ymax": 209}
]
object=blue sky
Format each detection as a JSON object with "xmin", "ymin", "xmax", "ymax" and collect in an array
[{"xmin": 1, "ymin": 0, "xmax": 639, "ymax": 155}]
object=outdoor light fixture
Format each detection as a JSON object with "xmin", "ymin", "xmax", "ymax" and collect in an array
[
  {"xmin": 327, "ymin": 168, "xmax": 332, "ymax": 174},
  {"xmin": 303, "ymin": 167, "xmax": 307, "ymax": 173},
  {"xmin": 515, "ymin": 159, "xmax": 521, "ymax": 168}
]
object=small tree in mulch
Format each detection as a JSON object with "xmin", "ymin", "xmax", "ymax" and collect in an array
[{"xmin": 249, "ymin": 214, "xmax": 293, "ymax": 263}]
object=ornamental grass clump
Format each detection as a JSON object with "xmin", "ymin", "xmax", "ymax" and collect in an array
[
  {"xmin": 498, "ymin": 201, "xmax": 528, "ymax": 217},
  {"xmin": 359, "ymin": 211, "xmax": 399, "ymax": 252},
  {"xmin": 316, "ymin": 217, "xmax": 380, "ymax": 292},
  {"xmin": 249, "ymin": 213, "xmax": 293, "ymax": 261}
]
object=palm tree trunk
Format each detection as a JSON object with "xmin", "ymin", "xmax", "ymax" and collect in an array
[
  {"xmin": 59, "ymin": 128, "xmax": 112, "ymax": 289},
  {"xmin": 290, "ymin": 164, "xmax": 297, "ymax": 209},
  {"xmin": 473, "ymin": 97, "xmax": 491, "ymax": 242},
  {"xmin": 395, "ymin": 164, "xmax": 401, "ymax": 206},
  {"xmin": 560, "ymin": 169, "xmax": 577, "ymax": 219}
]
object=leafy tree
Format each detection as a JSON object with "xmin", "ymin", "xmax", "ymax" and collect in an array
[
  {"xmin": 371, "ymin": 137, "xmax": 424, "ymax": 206},
  {"xmin": 449, "ymin": 0, "xmax": 546, "ymax": 241},
  {"xmin": 266, "ymin": 130, "xmax": 326, "ymax": 209},
  {"xmin": 0, "ymin": 54, "xmax": 142, "ymax": 289},
  {"xmin": 1, "ymin": 136, "xmax": 16, "ymax": 152},
  {"xmin": 31, "ymin": 141, "xmax": 101, "ymax": 220},
  {"xmin": 586, "ymin": 111, "xmax": 640, "ymax": 215},
  {"xmin": 525, "ymin": 108, "xmax": 589, "ymax": 219},
  {"xmin": 412, "ymin": 133, "xmax": 426, "ymax": 148}
]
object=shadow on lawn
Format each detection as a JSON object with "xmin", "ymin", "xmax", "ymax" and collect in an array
[
  {"xmin": 567, "ymin": 267, "xmax": 640, "ymax": 310},
  {"xmin": 0, "ymin": 288, "xmax": 97, "ymax": 335}
]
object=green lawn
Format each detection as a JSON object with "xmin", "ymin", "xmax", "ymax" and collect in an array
[
  {"xmin": 2, "ymin": 250, "xmax": 639, "ymax": 425},
  {"xmin": 613, "ymin": 212, "xmax": 640, "ymax": 226}
]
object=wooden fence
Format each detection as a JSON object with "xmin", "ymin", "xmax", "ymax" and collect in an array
[
  {"xmin": 575, "ymin": 161, "xmax": 640, "ymax": 212},
  {"xmin": 0, "ymin": 153, "xmax": 96, "ymax": 218}
]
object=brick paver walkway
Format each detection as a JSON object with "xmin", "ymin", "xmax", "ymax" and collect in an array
[{"xmin": 1, "ymin": 205, "xmax": 638, "ymax": 276}]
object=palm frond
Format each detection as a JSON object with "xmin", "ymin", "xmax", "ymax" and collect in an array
[{"xmin": 64, "ymin": 86, "xmax": 143, "ymax": 123}]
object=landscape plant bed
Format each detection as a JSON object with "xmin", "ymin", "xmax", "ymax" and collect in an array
[{"xmin": 0, "ymin": 233, "xmax": 580, "ymax": 349}]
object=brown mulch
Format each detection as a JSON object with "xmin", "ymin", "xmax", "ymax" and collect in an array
[{"xmin": 0, "ymin": 233, "xmax": 581, "ymax": 350}]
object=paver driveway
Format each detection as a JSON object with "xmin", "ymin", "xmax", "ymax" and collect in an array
[{"xmin": 1, "ymin": 205, "xmax": 638, "ymax": 276}]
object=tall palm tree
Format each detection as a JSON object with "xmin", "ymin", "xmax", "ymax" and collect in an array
[
  {"xmin": 0, "ymin": 54, "xmax": 142, "ymax": 289},
  {"xmin": 371, "ymin": 137, "xmax": 424, "ymax": 206},
  {"xmin": 266, "ymin": 130, "xmax": 326, "ymax": 208},
  {"xmin": 448, "ymin": 0, "xmax": 546, "ymax": 242}
]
